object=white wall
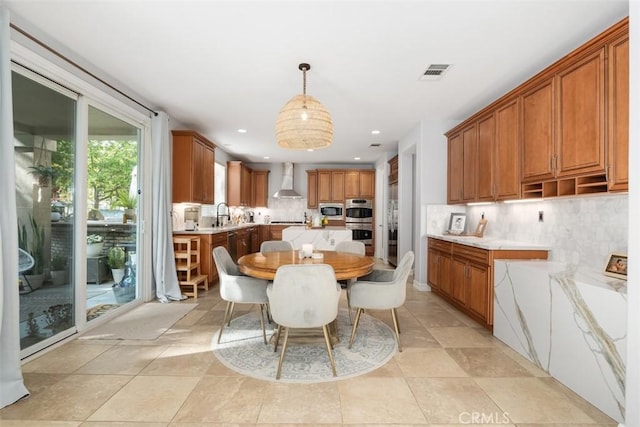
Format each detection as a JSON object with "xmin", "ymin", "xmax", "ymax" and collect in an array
[{"xmin": 624, "ymin": 3, "xmax": 638, "ymax": 426}]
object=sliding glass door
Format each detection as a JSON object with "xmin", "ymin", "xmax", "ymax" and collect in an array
[
  {"xmin": 13, "ymin": 68, "xmax": 77, "ymax": 351},
  {"xmin": 13, "ymin": 64, "xmax": 144, "ymax": 357},
  {"xmin": 85, "ymin": 105, "xmax": 140, "ymax": 320}
]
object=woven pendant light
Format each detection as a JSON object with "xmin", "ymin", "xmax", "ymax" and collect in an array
[{"xmin": 276, "ymin": 63, "xmax": 333, "ymax": 150}]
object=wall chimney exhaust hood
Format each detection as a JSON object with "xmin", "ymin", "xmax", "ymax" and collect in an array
[{"xmin": 273, "ymin": 162, "xmax": 302, "ymax": 199}]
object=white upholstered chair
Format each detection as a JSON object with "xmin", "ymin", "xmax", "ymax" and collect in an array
[
  {"xmin": 267, "ymin": 264, "xmax": 341, "ymax": 379},
  {"xmin": 260, "ymin": 240, "xmax": 294, "ymax": 253},
  {"xmin": 335, "ymin": 240, "xmax": 366, "ymax": 321},
  {"xmin": 347, "ymin": 250, "xmax": 414, "ymax": 352},
  {"xmin": 212, "ymin": 246, "xmax": 269, "ymax": 344},
  {"xmin": 335, "ymin": 240, "xmax": 365, "ymax": 255}
]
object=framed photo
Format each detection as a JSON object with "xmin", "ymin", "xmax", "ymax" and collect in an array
[
  {"xmin": 448, "ymin": 213, "xmax": 467, "ymax": 235},
  {"xmin": 604, "ymin": 253, "xmax": 627, "ymax": 280}
]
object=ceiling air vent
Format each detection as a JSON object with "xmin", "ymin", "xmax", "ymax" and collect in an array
[{"xmin": 419, "ymin": 64, "xmax": 451, "ymax": 81}]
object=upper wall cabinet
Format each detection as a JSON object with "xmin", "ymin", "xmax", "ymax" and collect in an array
[
  {"xmin": 607, "ymin": 33, "xmax": 629, "ymax": 192},
  {"xmin": 227, "ymin": 161, "xmax": 270, "ymax": 207},
  {"xmin": 345, "ymin": 170, "xmax": 375, "ymax": 199},
  {"xmin": 446, "ymin": 17, "xmax": 628, "ymax": 203},
  {"xmin": 172, "ymin": 130, "xmax": 216, "ymax": 204}
]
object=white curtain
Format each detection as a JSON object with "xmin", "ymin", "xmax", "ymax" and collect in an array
[
  {"xmin": 152, "ymin": 112, "xmax": 183, "ymax": 302},
  {"xmin": 0, "ymin": 6, "xmax": 30, "ymax": 409}
]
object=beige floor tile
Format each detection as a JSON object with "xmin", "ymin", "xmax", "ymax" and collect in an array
[
  {"xmin": 407, "ymin": 377, "xmax": 505, "ymax": 424},
  {"xmin": 475, "ymin": 377, "xmax": 595, "ymax": 423},
  {"xmin": 82, "ymin": 422, "xmax": 168, "ymax": 426},
  {"xmin": 205, "ymin": 356, "xmax": 244, "ymax": 377},
  {"xmin": 338, "ymin": 377, "xmax": 427, "ymax": 424},
  {"xmin": 76, "ymin": 344, "xmax": 167, "ymax": 375},
  {"xmin": 20, "ymin": 372, "xmax": 68, "ymax": 394},
  {"xmin": 172, "ymin": 376, "xmax": 266, "ymax": 423},
  {"xmin": 394, "ymin": 348, "xmax": 468, "ymax": 378},
  {"xmin": 361, "ymin": 357, "xmax": 405, "ymax": 377},
  {"xmin": 21, "ymin": 342, "xmax": 114, "ymax": 373},
  {"xmin": 0, "ymin": 374, "xmax": 131, "ymax": 421},
  {"xmin": 140, "ymin": 344, "xmax": 216, "ymax": 376},
  {"xmin": 496, "ymin": 342, "xmax": 551, "ymax": 377},
  {"xmin": 427, "ymin": 327, "xmax": 496, "ymax": 348},
  {"xmin": 411, "ymin": 305, "xmax": 469, "ymax": 328},
  {"xmin": 87, "ymin": 376, "xmax": 200, "ymax": 422},
  {"xmin": 538, "ymin": 377, "xmax": 617, "ymax": 424},
  {"xmin": 445, "ymin": 348, "xmax": 533, "ymax": 377},
  {"xmin": 0, "ymin": 422, "xmax": 81, "ymax": 426},
  {"xmin": 173, "ymin": 308, "xmax": 209, "ymax": 326},
  {"xmin": 257, "ymin": 382, "xmax": 341, "ymax": 424},
  {"xmin": 156, "ymin": 324, "xmax": 219, "ymax": 346}
]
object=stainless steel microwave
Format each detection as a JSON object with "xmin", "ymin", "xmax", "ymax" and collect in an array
[{"xmin": 318, "ymin": 203, "xmax": 344, "ymax": 220}]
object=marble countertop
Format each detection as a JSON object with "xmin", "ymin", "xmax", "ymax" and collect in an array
[
  {"xmin": 498, "ymin": 259, "xmax": 627, "ymax": 294},
  {"xmin": 428, "ymin": 234, "xmax": 552, "ymax": 251},
  {"xmin": 173, "ymin": 223, "xmax": 260, "ymax": 235}
]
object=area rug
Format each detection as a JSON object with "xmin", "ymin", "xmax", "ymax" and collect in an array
[
  {"xmin": 211, "ymin": 309, "xmax": 397, "ymax": 383},
  {"xmin": 86, "ymin": 303, "xmax": 121, "ymax": 321},
  {"xmin": 80, "ymin": 302, "xmax": 197, "ymax": 340}
]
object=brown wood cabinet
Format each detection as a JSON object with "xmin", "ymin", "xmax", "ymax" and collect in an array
[
  {"xmin": 171, "ymin": 130, "xmax": 216, "ymax": 204},
  {"xmin": 318, "ymin": 170, "xmax": 345, "ymax": 203},
  {"xmin": 266, "ymin": 224, "xmax": 288, "ymax": 241},
  {"xmin": 345, "ymin": 170, "xmax": 375, "ymax": 199},
  {"xmin": 227, "ymin": 161, "xmax": 252, "ymax": 207},
  {"xmin": 427, "ymin": 237, "xmax": 548, "ymax": 328},
  {"xmin": 447, "ymin": 125, "xmax": 476, "ymax": 203},
  {"xmin": 447, "ymin": 17, "xmax": 628, "ymax": 203},
  {"xmin": 236, "ymin": 228, "xmax": 250, "ymax": 260},
  {"xmin": 250, "ymin": 226, "xmax": 260, "ymax": 253},
  {"xmin": 307, "ymin": 170, "xmax": 318, "ymax": 208},
  {"xmin": 389, "ymin": 155, "xmax": 398, "ymax": 184},
  {"xmin": 251, "ymin": 170, "xmax": 270, "ymax": 207},
  {"xmin": 607, "ymin": 33, "xmax": 629, "ymax": 192},
  {"xmin": 555, "ymin": 48, "xmax": 606, "ymax": 178}
]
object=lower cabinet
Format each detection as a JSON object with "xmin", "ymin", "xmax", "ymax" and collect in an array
[{"xmin": 427, "ymin": 237, "xmax": 548, "ymax": 329}]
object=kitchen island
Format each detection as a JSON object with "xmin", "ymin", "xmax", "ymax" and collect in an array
[{"xmin": 281, "ymin": 226, "xmax": 352, "ymax": 250}]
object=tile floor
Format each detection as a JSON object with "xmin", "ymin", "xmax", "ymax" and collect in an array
[{"xmin": 1, "ymin": 275, "xmax": 617, "ymax": 426}]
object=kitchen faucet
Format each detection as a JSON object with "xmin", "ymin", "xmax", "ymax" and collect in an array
[{"xmin": 216, "ymin": 202, "xmax": 230, "ymax": 227}]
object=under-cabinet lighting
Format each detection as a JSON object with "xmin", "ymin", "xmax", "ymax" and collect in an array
[
  {"xmin": 371, "ymin": 130, "xmax": 381, "ymax": 135},
  {"xmin": 503, "ymin": 198, "xmax": 542, "ymax": 204},
  {"xmin": 467, "ymin": 202, "xmax": 493, "ymax": 206},
  {"xmin": 237, "ymin": 129, "xmax": 247, "ymax": 133}
]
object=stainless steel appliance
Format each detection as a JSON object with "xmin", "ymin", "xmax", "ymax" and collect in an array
[
  {"xmin": 345, "ymin": 199, "xmax": 373, "ymax": 222},
  {"xmin": 345, "ymin": 222, "xmax": 373, "ymax": 246},
  {"xmin": 345, "ymin": 199, "xmax": 373, "ymax": 251},
  {"xmin": 318, "ymin": 203, "xmax": 344, "ymax": 221},
  {"xmin": 388, "ymin": 183, "xmax": 398, "ymax": 266}
]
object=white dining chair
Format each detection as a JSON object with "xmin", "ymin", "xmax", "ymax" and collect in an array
[
  {"xmin": 347, "ymin": 250, "xmax": 414, "ymax": 352},
  {"xmin": 267, "ymin": 263, "xmax": 341, "ymax": 379},
  {"xmin": 260, "ymin": 240, "xmax": 293, "ymax": 253},
  {"xmin": 335, "ymin": 240, "xmax": 365, "ymax": 255},
  {"xmin": 212, "ymin": 246, "xmax": 269, "ymax": 344}
]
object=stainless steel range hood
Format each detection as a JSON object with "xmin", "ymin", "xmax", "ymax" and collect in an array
[{"xmin": 272, "ymin": 162, "xmax": 302, "ymax": 199}]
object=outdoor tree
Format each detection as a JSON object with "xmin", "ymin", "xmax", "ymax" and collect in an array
[{"xmin": 87, "ymin": 139, "xmax": 137, "ymax": 209}]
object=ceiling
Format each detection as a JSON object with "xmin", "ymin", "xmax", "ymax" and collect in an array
[{"xmin": 6, "ymin": 0, "xmax": 629, "ymax": 164}]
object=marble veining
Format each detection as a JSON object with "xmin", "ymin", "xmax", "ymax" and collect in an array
[
  {"xmin": 493, "ymin": 260, "xmax": 627, "ymax": 423},
  {"xmin": 281, "ymin": 226, "xmax": 352, "ymax": 250}
]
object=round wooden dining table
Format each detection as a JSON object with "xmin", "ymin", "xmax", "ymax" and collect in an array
[{"xmin": 238, "ymin": 250, "xmax": 374, "ymax": 281}]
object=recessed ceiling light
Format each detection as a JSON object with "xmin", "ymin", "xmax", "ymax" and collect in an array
[
  {"xmin": 263, "ymin": 156, "xmax": 270, "ymax": 160},
  {"xmin": 307, "ymin": 149, "xmax": 314, "ymax": 152},
  {"xmin": 371, "ymin": 130, "xmax": 380, "ymax": 135},
  {"xmin": 354, "ymin": 157, "xmax": 361, "ymax": 160},
  {"xmin": 237, "ymin": 129, "xmax": 247, "ymax": 133}
]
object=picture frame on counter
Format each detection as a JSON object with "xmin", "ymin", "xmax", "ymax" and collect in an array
[
  {"xmin": 604, "ymin": 252, "xmax": 627, "ymax": 280},
  {"xmin": 447, "ymin": 213, "xmax": 466, "ymax": 235}
]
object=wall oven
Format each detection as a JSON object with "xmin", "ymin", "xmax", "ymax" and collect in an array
[
  {"xmin": 345, "ymin": 199, "xmax": 373, "ymax": 222},
  {"xmin": 345, "ymin": 222, "xmax": 373, "ymax": 246},
  {"xmin": 318, "ymin": 203, "xmax": 344, "ymax": 221}
]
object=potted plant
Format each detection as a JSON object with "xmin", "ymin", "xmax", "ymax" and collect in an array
[
  {"xmin": 86, "ymin": 234, "xmax": 104, "ymax": 257},
  {"xmin": 50, "ymin": 255, "xmax": 68, "ymax": 286},
  {"xmin": 107, "ymin": 246, "xmax": 126, "ymax": 284},
  {"xmin": 118, "ymin": 193, "xmax": 137, "ymax": 223},
  {"xmin": 28, "ymin": 164, "xmax": 57, "ymax": 187}
]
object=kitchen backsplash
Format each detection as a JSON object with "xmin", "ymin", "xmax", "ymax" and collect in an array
[{"xmin": 426, "ymin": 193, "xmax": 628, "ymax": 271}]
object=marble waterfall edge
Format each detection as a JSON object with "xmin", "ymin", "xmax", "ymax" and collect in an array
[
  {"xmin": 282, "ymin": 226, "xmax": 352, "ymax": 250},
  {"xmin": 493, "ymin": 260, "xmax": 627, "ymax": 423}
]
